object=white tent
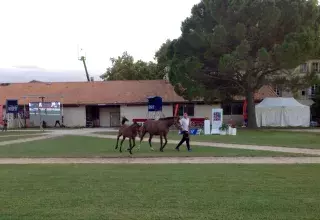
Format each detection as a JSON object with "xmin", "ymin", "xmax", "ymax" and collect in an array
[{"xmin": 255, "ymin": 97, "xmax": 310, "ymax": 127}]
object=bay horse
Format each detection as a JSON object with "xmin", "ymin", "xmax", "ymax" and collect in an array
[
  {"xmin": 137, "ymin": 116, "xmax": 181, "ymax": 152},
  {"xmin": 115, "ymin": 117, "xmax": 141, "ymax": 154}
]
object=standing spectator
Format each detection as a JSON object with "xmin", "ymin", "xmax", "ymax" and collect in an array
[
  {"xmin": 2, "ymin": 118, "xmax": 8, "ymax": 132},
  {"xmin": 175, "ymin": 113, "xmax": 192, "ymax": 152}
]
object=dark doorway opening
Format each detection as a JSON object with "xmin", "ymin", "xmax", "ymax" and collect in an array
[{"xmin": 86, "ymin": 106, "xmax": 100, "ymax": 127}]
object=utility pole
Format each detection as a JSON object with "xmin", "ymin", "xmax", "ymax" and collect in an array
[{"xmin": 78, "ymin": 46, "xmax": 91, "ymax": 82}]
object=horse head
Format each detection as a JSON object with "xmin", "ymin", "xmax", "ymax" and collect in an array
[
  {"xmin": 173, "ymin": 116, "xmax": 182, "ymax": 130},
  {"xmin": 131, "ymin": 122, "xmax": 142, "ymax": 136},
  {"xmin": 121, "ymin": 116, "xmax": 129, "ymax": 125}
]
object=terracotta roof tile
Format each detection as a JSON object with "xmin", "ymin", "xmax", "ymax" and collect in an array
[
  {"xmin": 0, "ymin": 80, "xmax": 277, "ymax": 105},
  {"xmin": 0, "ymin": 80, "xmax": 186, "ymax": 105},
  {"xmin": 233, "ymin": 85, "xmax": 278, "ymax": 100}
]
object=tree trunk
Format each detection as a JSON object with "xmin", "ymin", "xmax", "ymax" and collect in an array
[{"xmin": 246, "ymin": 89, "xmax": 258, "ymax": 129}]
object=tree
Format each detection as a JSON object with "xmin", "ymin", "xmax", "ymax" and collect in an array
[
  {"xmin": 311, "ymin": 77, "xmax": 320, "ymax": 120},
  {"xmin": 155, "ymin": 39, "xmax": 172, "ymax": 77},
  {"xmin": 100, "ymin": 52, "xmax": 165, "ymax": 80},
  {"xmin": 161, "ymin": 0, "xmax": 320, "ymax": 128}
]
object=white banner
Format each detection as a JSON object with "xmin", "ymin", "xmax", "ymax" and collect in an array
[
  {"xmin": 204, "ymin": 120, "xmax": 211, "ymax": 135},
  {"xmin": 211, "ymin": 108, "xmax": 223, "ymax": 134}
]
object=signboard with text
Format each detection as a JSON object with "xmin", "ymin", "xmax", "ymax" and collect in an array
[
  {"xmin": 29, "ymin": 102, "xmax": 61, "ymax": 116},
  {"xmin": 211, "ymin": 108, "xmax": 223, "ymax": 134},
  {"xmin": 6, "ymin": 99, "xmax": 18, "ymax": 114}
]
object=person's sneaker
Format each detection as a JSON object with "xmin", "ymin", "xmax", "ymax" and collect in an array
[
  {"xmin": 188, "ymin": 149, "xmax": 192, "ymax": 152},
  {"xmin": 175, "ymin": 147, "xmax": 180, "ymax": 151}
]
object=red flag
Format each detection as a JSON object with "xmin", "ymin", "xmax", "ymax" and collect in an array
[
  {"xmin": 0, "ymin": 105, "xmax": 3, "ymax": 125},
  {"xmin": 174, "ymin": 104, "xmax": 179, "ymax": 116},
  {"xmin": 243, "ymin": 99, "xmax": 248, "ymax": 119}
]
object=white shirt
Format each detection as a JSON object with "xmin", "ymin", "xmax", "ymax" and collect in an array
[{"xmin": 180, "ymin": 118, "xmax": 190, "ymax": 131}]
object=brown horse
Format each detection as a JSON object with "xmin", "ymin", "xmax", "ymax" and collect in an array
[
  {"xmin": 115, "ymin": 117, "xmax": 141, "ymax": 154},
  {"xmin": 116, "ymin": 117, "xmax": 130, "ymax": 137},
  {"xmin": 138, "ymin": 116, "xmax": 181, "ymax": 152}
]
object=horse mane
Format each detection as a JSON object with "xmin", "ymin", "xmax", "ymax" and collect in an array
[{"xmin": 129, "ymin": 122, "xmax": 141, "ymax": 127}]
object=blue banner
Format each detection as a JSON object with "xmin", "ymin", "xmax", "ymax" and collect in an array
[
  {"xmin": 147, "ymin": 96, "xmax": 162, "ymax": 112},
  {"xmin": 179, "ymin": 129, "xmax": 201, "ymax": 135},
  {"xmin": 6, "ymin": 99, "xmax": 18, "ymax": 113}
]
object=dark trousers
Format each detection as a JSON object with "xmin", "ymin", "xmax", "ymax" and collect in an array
[
  {"xmin": 2, "ymin": 125, "xmax": 7, "ymax": 132},
  {"xmin": 176, "ymin": 131, "xmax": 190, "ymax": 150},
  {"xmin": 54, "ymin": 120, "xmax": 61, "ymax": 127}
]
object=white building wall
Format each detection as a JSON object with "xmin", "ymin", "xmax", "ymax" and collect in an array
[
  {"xmin": 63, "ymin": 106, "xmax": 86, "ymax": 127},
  {"xmin": 195, "ymin": 104, "xmax": 244, "ymax": 124},
  {"xmin": 194, "ymin": 104, "xmax": 216, "ymax": 118},
  {"xmin": 120, "ymin": 105, "xmax": 173, "ymax": 122},
  {"xmin": 162, "ymin": 105, "xmax": 174, "ymax": 117},
  {"xmin": 194, "ymin": 104, "xmax": 220, "ymax": 122},
  {"xmin": 99, "ymin": 107, "xmax": 120, "ymax": 127}
]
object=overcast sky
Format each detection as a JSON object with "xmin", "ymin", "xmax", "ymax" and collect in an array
[{"xmin": 0, "ymin": 0, "xmax": 199, "ymax": 82}]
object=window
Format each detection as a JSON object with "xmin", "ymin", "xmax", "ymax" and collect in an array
[
  {"xmin": 300, "ymin": 63, "xmax": 308, "ymax": 73},
  {"xmin": 231, "ymin": 103, "xmax": 243, "ymax": 115},
  {"xmin": 222, "ymin": 103, "xmax": 231, "ymax": 115},
  {"xmin": 174, "ymin": 104, "xmax": 195, "ymax": 116},
  {"xmin": 311, "ymin": 84, "xmax": 318, "ymax": 96},
  {"xmin": 274, "ymin": 86, "xmax": 281, "ymax": 96},
  {"xmin": 301, "ymin": 90, "xmax": 306, "ymax": 96},
  {"xmin": 222, "ymin": 102, "xmax": 243, "ymax": 115},
  {"xmin": 312, "ymin": 62, "xmax": 319, "ymax": 72}
]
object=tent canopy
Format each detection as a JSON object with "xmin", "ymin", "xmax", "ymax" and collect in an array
[
  {"xmin": 255, "ymin": 97, "xmax": 310, "ymax": 127},
  {"xmin": 256, "ymin": 97, "xmax": 306, "ymax": 108}
]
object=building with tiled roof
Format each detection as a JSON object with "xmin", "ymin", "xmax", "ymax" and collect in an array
[{"xmin": 0, "ymin": 80, "xmax": 277, "ymax": 127}]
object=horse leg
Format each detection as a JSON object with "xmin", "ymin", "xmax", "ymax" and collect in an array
[
  {"xmin": 129, "ymin": 137, "xmax": 136, "ymax": 153},
  {"xmin": 148, "ymin": 134, "xmax": 154, "ymax": 151},
  {"xmin": 138, "ymin": 130, "xmax": 147, "ymax": 151},
  {"xmin": 128, "ymin": 138, "xmax": 133, "ymax": 155},
  {"xmin": 119, "ymin": 136, "xmax": 126, "ymax": 153},
  {"xmin": 160, "ymin": 135, "xmax": 164, "ymax": 152},
  {"xmin": 115, "ymin": 134, "xmax": 121, "ymax": 149},
  {"xmin": 161, "ymin": 133, "xmax": 168, "ymax": 152}
]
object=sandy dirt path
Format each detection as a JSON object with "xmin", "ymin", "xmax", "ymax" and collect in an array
[
  {"xmin": 0, "ymin": 133, "xmax": 48, "ymax": 138},
  {"xmin": 0, "ymin": 157, "xmax": 320, "ymax": 164}
]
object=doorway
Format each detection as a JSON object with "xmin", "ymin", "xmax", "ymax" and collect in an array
[
  {"xmin": 110, "ymin": 112, "xmax": 120, "ymax": 127},
  {"xmin": 86, "ymin": 106, "xmax": 100, "ymax": 127}
]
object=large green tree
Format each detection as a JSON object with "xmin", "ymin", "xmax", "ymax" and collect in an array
[
  {"xmin": 100, "ymin": 52, "xmax": 165, "ymax": 80},
  {"xmin": 311, "ymin": 78, "xmax": 320, "ymax": 119},
  {"xmin": 160, "ymin": 0, "xmax": 320, "ymax": 128}
]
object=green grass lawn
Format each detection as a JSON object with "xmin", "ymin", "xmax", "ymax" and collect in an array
[
  {"xmin": 0, "ymin": 135, "xmax": 308, "ymax": 158},
  {"xmin": 0, "ymin": 135, "xmax": 46, "ymax": 142},
  {"xmin": 98, "ymin": 129, "xmax": 320, "ymax": 149},
  {"xmin": 0, "ymin": 164, "xmax": 319, "ymax": 220}
]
